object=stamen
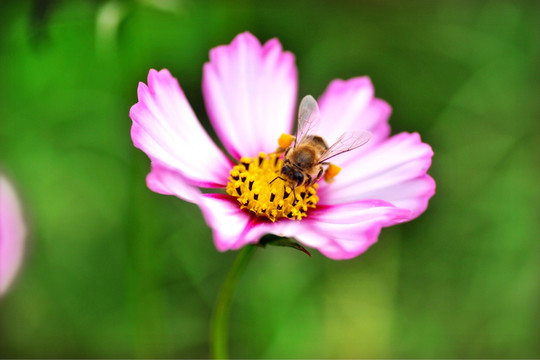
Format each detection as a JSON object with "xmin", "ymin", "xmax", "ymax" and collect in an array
[
  {"xmin": 241, "ymin": 157, "xmax": 251, "ymax": 169},
  {"xmin": 226, "ymin": 152, "xmax": 319, "ymax": 222},
  {"xmin": 283, "ymin": 187, "xmax": 291, "ymax": 199}
]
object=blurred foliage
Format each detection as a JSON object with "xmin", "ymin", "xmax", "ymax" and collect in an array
[{"xmin": 0, "ymin": 0, "xmax": 539, "ymax": 358}]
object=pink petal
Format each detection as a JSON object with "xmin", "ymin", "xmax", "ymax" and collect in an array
[
  {"xmin": 197, "ymin": 196, "xmax": 409, "ymax": 259},
  {"xmin": 146, "ymin": 162, "xmax": 201, "ymax": 204},
  {"xmin": 147, "ymin": 175, "xmax": 251, "ymax": 250},
  {"xmin": 130, "ymin": 69, "xmax": 233, "ymax": 189},
  {"xmin": 319, "ymin": 132, "xmax": 435, "ymax": 220},
  {"xmin": 317, "ymin": 78, "xmax": 392, "ymax": 152},
  {"xmin": 203, "ymin": 32, "xmax": 298, "ymax": 160},
  {"xmin": 197, "ymin": 194, "xmax": 253, "ymax": 251},
  {"xmin": 305, "ymin": 201, "xmax": 411, "ymax": 259},
  {"xmin": 239, "ymin": 200, "xmax": 410, "ymax": 260},
  {"xmin": 0, "ymin": 176, "xmax": 26, "ymax": 296}
]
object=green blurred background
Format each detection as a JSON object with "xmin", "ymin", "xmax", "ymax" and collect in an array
[{"xmin": 1, "ymin": 0, "xmax": 539, "ymax": 358}]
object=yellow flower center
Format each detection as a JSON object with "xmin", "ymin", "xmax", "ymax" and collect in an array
[{"xmin": 225, "ymin": 152, "xmax": 319, "ymax": 222}]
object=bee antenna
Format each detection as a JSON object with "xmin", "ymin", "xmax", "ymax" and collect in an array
[{"xmin": 269, "ymin": 176, "xmax": 285, "ymax": 185}]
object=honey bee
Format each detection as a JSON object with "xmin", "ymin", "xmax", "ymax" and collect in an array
[{"xmin": 276, "ymin": 95, "xmax": 372, "ymax": 190}]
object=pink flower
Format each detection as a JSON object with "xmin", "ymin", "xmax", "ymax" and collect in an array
[
  {"xmin": 0, "ymin": 175, "xmax": 26, "ymax": 295},
  {"xmin": 130, "ymin": 32, "xmax": 435, "ymax": 260}
]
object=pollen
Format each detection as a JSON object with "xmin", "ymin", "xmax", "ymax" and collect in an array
[
  {"xmin": 324, "ymin": 163, "xmax": 341, "ymax": 182},
  {"xmin": 278, "ymin": 133, "xmax": 295, "ymax": 149},
  {"xmin": 225, "ymin": 152, "xmax": 319, "ymax": 222}
]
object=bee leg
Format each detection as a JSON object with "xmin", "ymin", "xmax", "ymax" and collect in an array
[{"xmin": 314, "ymin": 168, "xmax": 324, "ymax": 184}]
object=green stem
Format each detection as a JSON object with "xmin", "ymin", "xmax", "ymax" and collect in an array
[{"xmin": 210, "ymin": 245, "xmax": 256, "ymax": 359}]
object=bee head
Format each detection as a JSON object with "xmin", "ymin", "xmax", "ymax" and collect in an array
[{"xmin": 281, "ymin": 165, "xmax": 304, "ymax": 187}]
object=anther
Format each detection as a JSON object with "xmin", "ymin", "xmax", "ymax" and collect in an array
[
  {"xmin": 225, "ymin": 151, "xmax": 319, "ymax": 222},
  {"xmin": 258, "ymin": 152, "xmax": 266, "ymax": 166},
  {"xmin": 241, "ymin": 157, "xmax": 251, "ymax": 169},
  {"xmin": 283, "ymin": 187, "xmax": 291, "ymax": 199}
]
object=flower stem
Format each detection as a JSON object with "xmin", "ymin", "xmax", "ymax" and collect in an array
[{"xmin": 210, "ymin": 245, "xmax": 256, "ymax": 359}]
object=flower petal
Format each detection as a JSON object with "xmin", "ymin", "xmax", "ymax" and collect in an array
[
  {"xmin": 0, "ymin": 176, "xmax": 26, "ymax": 295},
  {"xmin": 203, "ymin": 32, "xmax": 298, "ymax": 159},
  {"xmin": 130, "ymin": 69, "xmax": 233, "ymax": 188},
  {"xmin": 197, "ymin": 194, "xmax": 252, "ymax": 251},
  {"xmin": 317, "ymin": 77, "xmax": 392, "ymax": 150},
  {"xmin": 239, "ymin": 200, "xmax": 410, "ymax": 260},
  {"xmin": 304, "ymin": 201, "xmax": 411, "ymax": 259},
  {"xmin": 148, "ymin": 180, "xmax": 252, "ymax": 251},
  {"xmin": 197, "ymin": 196, "xmax": 410, "ymax": 259},
  {"xmin": 146, "ymin": 162, "xmax": 201, "ymax": 204},
  {"xmin": 319, "ymin": 132, "xmax": 435, "ymax": 219}
]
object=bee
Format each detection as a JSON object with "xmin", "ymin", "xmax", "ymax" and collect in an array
[{"xmin": 275, "ymin": 95, "xmax": 372, "ymax": 191}]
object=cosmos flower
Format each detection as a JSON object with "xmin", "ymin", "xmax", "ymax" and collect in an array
[
  {"xmin": 0, "ymin": 175, "xmax": 26, "ymax": 295},
  {"xmin": 130, "ymin": 32, "xmax": 435, "ymax": 260}
]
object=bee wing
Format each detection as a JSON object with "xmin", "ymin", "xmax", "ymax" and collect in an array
[
  {"xmin": 318, "ymin": 130, "xmax": 372, "ymax": 163},
  {"xmin": 295, "ymin": 95, "xmax": 320, "ymax": 147}
]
